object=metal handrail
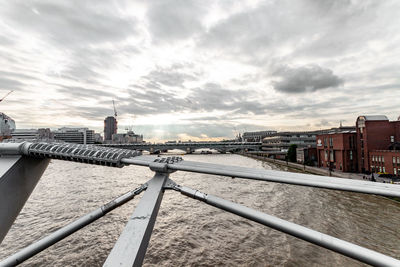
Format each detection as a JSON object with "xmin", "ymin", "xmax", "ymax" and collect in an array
[{"xmin": 0, "ymin": 142, "xmax": 399, "ymax": 266}]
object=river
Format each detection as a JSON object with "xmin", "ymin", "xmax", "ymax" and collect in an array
[{"xmin": 1, "ymin": 154, "xmax": 399, "ymax": 266}]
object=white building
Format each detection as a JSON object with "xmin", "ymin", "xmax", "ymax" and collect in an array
[
  {"xmin": 242, "ymin": 130, "xmax": 277, "ymax": 142},
  {"xmin": 112, "ymin": 131, "xmax": 143, "ymax": 144},
  {"xmin": 11, "ymin": 128, "xmax": 53, "ymax": 141},
  {"xmin": 53, "ymin": 127, "xmax": 94, "ymax": 144}
]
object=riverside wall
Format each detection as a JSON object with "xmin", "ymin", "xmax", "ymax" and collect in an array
[{"xmin": 242, "ymin": 153, "xmax": 363, "ymax": 180}]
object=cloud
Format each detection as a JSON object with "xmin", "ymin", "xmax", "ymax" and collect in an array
[
  {"xmin": 142, "ymin": 65, "xmax": 197, "ymax": 88},
  {"xmin": 0, "ymin": 77, "xmax": 25, "ymax": 90},
  {"xmin": 146, "ymin": 0, "xmax": 208, "ymax": 42},
  {"xmin": 56, "ymin": 85, "xmax": 117, "ymax": 99},
  {"xmin": 272, "ymin": 65, "xmax": 344, "ymax": 94},
  {"xmin": 2, "ymin": 1, "xmax": 137, "ymax": 47}
]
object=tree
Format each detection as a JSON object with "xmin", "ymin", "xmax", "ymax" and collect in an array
[{"xmin": 287, "ymin": 144, "xmax": 297, "ymax": 163}]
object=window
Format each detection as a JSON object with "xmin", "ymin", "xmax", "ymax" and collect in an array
[
  {"xmin": 371, "ymin": 166, "xmax": 374, "ymax": 172},
  {"xmin": 329, "ymin": 137, "xmax": 333, "ymax": 147},
  {"xmin": 395, "ymin": 168, "xmax": 397, "ymax": 175},
  {"xmin": 383, "ymin": 167, "xmax": 386, "ymax": 173},
  {"xmin": 391, "ymin": 136, "xmax": 394, "ymax": 142},
  {"xmin": 379, "ymin": 167, "xmax": 382, "ymax": 172},
  {"xmin": 393, "ymin": 157, "xmax": 396, "ymax": 164},
  {"xmin": 330, "ymin": 150, "xmax": 334, "ymax": 161},
  {"xmin": 397, "ymin": 157, "xmax": 400, "ymax": 164},
  {"xmin": 324, "ymin": 151, "xmax": 328, "ymax": 160},
  {"xmin": 350, "ymin": 151, "xmax": 353, "ymax": 160},
  {"xmin": 382, "ymin": 156, "xmax": 385, "ymax": 163}
]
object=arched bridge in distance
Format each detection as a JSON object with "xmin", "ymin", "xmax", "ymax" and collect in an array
[{"xmin": 100, "ymin": 141, "xmax": 262, "ymax": 154}]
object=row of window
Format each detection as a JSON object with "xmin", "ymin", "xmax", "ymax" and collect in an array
[
  {"xmin": 371, "ymin": 166, "xmax": 400, "ymax": 175},
  {"xmin": 371, "ymin": 155, "xmax": 385, "ymax": 163},
  {"xmin": 323, "ymin": 137, "xmax": 333, "ymax": 147},
  {"xmin": 371, "ymin": 166, "xmax": 386, "ymax": 173},
  {"xmin": 371, "ymin": 155, "xmax": 400, "ymax": 164},
  {"xmin": 324, "ymin": 150, "xmax": 335, "ymax": 161}
]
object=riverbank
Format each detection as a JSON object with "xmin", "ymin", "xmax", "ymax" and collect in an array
[
  {"xmin": 242, "ymin": 153, "xmax": 400, "ymax": 203},
  {"xmin": 242, "ymin": 153, "xmax": 365, "ymax": 180}
]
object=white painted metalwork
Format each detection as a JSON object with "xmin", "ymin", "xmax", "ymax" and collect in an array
[
  {"xmin": 0, "ymin": 142, "xmax": 399, "ymax": 267},
  {"xmin": 0, "ymin": 184, "xmax": 147, "ymax": 267}
]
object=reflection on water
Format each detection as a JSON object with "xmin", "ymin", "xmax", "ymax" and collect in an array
[{"xmin": 1, "ymin": 154, "xmax": 399, "ymax": 266}]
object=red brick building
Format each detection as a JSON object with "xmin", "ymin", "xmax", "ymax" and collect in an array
[
  {"xmin": 356, "ymin": 115, "xmax": 400, "ymax": 173},
  {"xmin": 316, "ymin": 129, "xmax": 357, "ymax": 172}
]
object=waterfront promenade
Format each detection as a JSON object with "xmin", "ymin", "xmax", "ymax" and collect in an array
[{"xmin": 243, "ymin": 153, "xmax": 365, "ymax": 180}]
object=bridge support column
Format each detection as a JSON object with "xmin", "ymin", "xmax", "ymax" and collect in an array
[
  {"xmin": 0, "ymin": 154, "xmax": 50, "ymax": 243},
  {"xmin": 186, "ymin": 147, "xmax": 193, "ymax": 154}
]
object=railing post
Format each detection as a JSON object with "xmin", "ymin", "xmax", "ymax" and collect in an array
[
  {"xmin": 103, "ymin": 172, "xmax": 168, "ymax": 267},
  {"xmin": 0, "ymin": 154, "xmax": 49, "ymax": 243}
]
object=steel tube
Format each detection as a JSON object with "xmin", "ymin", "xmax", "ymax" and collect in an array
[
  {"xmin": 177, "ymin": 185, "xmax": 400, "ymax": 267},
  {"xmin": 121, "ymin": 157, "xmax": 400, "ymax": 198},
  {"xmin": 103, "ymin": 172, "xmax": 168, "ymax": 267},
  {"xmin": 0, "ymin": 185, "xmax": 147, "ymax": 267}
]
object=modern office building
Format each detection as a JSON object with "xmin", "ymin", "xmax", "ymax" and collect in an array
[
  {"xmin": 11, "ymin": 128, "xmax": 54, "ymax": 142},
  {"xmin": 262, "ymin": 130, "xmax": 325, "ymax": 152},
  {"xmin": 242, "ymin": 130, "xmax": 277, "ymax": 142},
  {"xmin": 104, "ymin": 116, "xmax": 117, "ymax": 141},
  {"xmin": 53, "ymin": 127, "xmax": 94, "ymax": 144},
  {"xmin": 316, "ymin": 128, "xmax": 357, "ymax": 172}
]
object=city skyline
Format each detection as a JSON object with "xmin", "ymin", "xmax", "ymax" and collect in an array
[{"xmin": 1, "ymin": 0, "xmax": 400, "ymax": 142}]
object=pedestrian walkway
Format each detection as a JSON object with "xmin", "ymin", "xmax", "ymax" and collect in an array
[{"xmin": 243, "ymin": 153, "xmax": 365, "ymax": 180}]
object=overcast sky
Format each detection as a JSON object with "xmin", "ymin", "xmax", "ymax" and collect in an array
[{"xmin": 1, "ymin": 0, "xmax": 399, "ymax": 142}]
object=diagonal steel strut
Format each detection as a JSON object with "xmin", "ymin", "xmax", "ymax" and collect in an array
[
  {"xmin": 103, "ymin": 172, "xmax": 169, "ymax": 267},
  {"xmin": 174, "ymin": 185, "xmax": 400, "ymax": 267},
  {"xmin": 0, "ymin": 184, "xmax": 147, "ymax": 267}
]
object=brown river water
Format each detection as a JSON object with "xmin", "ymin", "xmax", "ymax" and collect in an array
[{"xmin": 1, "ymin": 154, "xmax": 400, "ymax": 266}]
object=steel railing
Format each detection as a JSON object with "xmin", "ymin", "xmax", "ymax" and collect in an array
[{"xmin": 0, "ymin": 142, "xmax": 399, "ymax": 267}]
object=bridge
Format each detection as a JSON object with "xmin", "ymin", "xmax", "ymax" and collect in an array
[
  {"xmin": 100, "ymin": 141, "xmax": 262, "ymax": 154},
  {"xmin": 0, "ymin": 142, "xmax": 400, "ymax": 266}
]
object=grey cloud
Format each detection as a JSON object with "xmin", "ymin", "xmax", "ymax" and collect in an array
[
  {"xmin": 199, "ymin": 0, "xmax": 398, "ymax": 66},
  {"xmin": 0, "ymin": 77, "xmax": 25, "ymax": 90},
  {"xmin": 142, "ymin": 66, "xmax": 197, "ymax": 88},
  {"xmin": 272, "ymin": 65, "xmax": 344, "ymax": 94},
  {"xmin": 146, "ymin": 0, "xmax": 208, "ymax": 42},
  {"xmin": 187, "ymin": 83, "xmax": 266, "ymax": 115},
  {"xmin": 119, "ymin": 82, "xmax": 268, "ymax": 116},
  {"xmin": 2, "ymin": 1, "xmax": 137, "ymax": 47},
  {"xmin": 0, "ymin": 70, "xmax": 38, "ymax": 81},
  {"xmin": 199, "ymin": 1, "xmax": 321, "ymax": 59},
  {"xmin": 56, "ymin": 85, "xmax": 116, "ymax": 99}
]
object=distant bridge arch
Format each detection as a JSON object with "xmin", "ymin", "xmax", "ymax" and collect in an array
[{"xmin": 100, "ymin": 142, "xmax": 262, "ymax": 154}]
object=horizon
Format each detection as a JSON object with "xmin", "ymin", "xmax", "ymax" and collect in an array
[{"xmin": 1, "ymin": 1, "xmax": 400, "ymax": 142}]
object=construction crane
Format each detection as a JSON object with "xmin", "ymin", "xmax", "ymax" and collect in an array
[
  {"xmin": 0, "ymin": 90, "xmax": 13, "ymax": 102},
  {"xmin": 112, "ymin": 100, "xmax": 117, "ymax": 118}
]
